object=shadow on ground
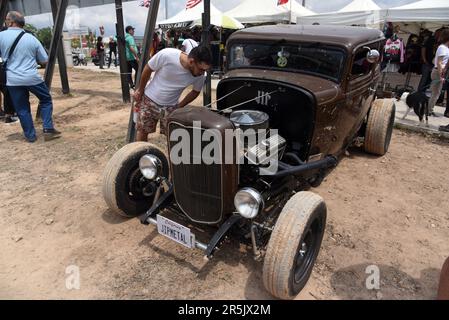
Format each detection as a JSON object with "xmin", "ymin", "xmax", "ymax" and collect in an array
[
  {"xmin": 101, "ymin": 208, "xmax": 131, "ymax": 225},
  {"xmin": 6, "ymin": 132, "xmax": 24, "ymax": 142},
  {"xmin": 330, "ymin": 263, "xmax": 440, "ymax": 300}
]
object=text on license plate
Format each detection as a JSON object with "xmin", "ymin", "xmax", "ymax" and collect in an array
[{"xmin": 156, "ymin": 215, "xmax": 194, "ymax": 249}]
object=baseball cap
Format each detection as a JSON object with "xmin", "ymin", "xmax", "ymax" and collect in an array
[{"xmin": 126, "ymin": 25, "xmax": 135, "ymax": 32}]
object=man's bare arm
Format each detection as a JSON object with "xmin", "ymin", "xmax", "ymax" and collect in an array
[
  {"xmin": 130, "ymin": 46, "xmax": 139, "ymax": 61},
  {"xmin": 177, "ymin": 90, "xmax": 200, "ymax": 108},
  {"xmin": 443, "ymin": 64, "xmax": 449, "ymax": 79},
  {"xmin": 134, "ymin": 64, "xmax": 153, "ymax": 102},
  {"xmin": 436, "ymin": 56, "xmax": 448, "ymax": 79}
]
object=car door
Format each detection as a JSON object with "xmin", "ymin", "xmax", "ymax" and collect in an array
[{"xmin": 339, "ymin": 44, "xmax": 378, "ymax": 148}]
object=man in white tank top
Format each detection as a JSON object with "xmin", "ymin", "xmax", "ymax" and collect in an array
[{"xmin": 133, "ymin": 46, "xmax": 212, "ymax": 141}]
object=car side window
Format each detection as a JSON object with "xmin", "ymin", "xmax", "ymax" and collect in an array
[{"xmin": 351, "ymin": 48, "xmax": 372, "ymax": 78}]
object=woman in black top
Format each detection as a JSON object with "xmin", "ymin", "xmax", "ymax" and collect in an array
[
  {"xmin": 96, "ymin": 36, "xmax": 105, "ymax": 69},
  {"xmin": 108, "ymin": 37, "xmax": 117, "ymax": 68}
]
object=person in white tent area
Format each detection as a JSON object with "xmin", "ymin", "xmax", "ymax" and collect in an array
[{"xmin": 180, "ymin": 30, "xmax": 199, "ymax": 55}]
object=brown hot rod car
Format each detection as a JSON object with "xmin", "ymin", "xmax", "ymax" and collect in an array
[{"xmin": 102, "ymin": 25, "xmax": 395, "ymax": 299}]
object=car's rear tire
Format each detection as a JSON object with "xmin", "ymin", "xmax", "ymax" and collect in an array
[
  {"xmin": 364, "ymin": 99, "xmax": 396, "ymax": 156},
  {"xmin": 263, "ymin": 191, "xmax": 326, "ymax": 300},
  {"xmin": 102, "ymin": 142, "xmax": 169, "ymax": 218}
]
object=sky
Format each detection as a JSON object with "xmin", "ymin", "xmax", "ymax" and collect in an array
[{"xmin": 25, "ymin": 0, "xmax": 418, "ymax": 37}]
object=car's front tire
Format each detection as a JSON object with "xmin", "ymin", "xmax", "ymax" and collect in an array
[
  {"xmin": 102, "ymin": 142, "xmax": 168, "ymax": 217},
  {"xmin": 263, "ymin": 191, "xmax": 326, "ymax": 300}
]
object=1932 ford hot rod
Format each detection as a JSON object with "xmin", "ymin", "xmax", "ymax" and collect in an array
[{"xmin": 102, "ymin": 25, "xmax": 395, "ymax": 299}]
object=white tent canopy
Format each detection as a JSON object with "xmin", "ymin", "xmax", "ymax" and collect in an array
[
  {"xmin": 299, "ymin": 0, "xmax": 449, "ymax": 29},
  {"xmin": 299, "ymin": 0, "xmax": 384, "ymax": 27},
  {"xmin": 387, "ymin": 0, "xmax": 449, "ymax": 24},
  {"xmin": 225, "ymin": 0, "xmax": 315, "ymax": 24},
  {"xmin": 158, "ymin": 3, "xmax": 243, "ymax": 29},
  {"xmin": 392, "ymin": 0, "xmax": 448, "ymax": 9},
  {"xmin": 298, "ymin": 9, "xmax": 386, "ymax": 27},
  {"xmin": 338, "ymin": 0, "xmax": 381, "ymax": 12}
]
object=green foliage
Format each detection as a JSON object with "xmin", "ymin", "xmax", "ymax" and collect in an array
[
  {"xmin": 24, "ymin": 23, "xmax": 38, "ymax": 34},
  {"xmin": 22, "ymin": 23, "xmax": 53, "ymax": 50},
  {"xmin": 71, "ymin": 38, "xmax": 81, "ymax": 48},
  {"xmin": 36, "ymin": 27, "xmax": 53, "ymax": 50},
  {"xmin": 86, "ymin": 27, "xmax": 96, "ymax": 48}
]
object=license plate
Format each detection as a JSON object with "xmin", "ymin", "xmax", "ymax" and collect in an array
[{"xmin": 156, "ymin": 215, "xmax": 194, "ymax": 249}]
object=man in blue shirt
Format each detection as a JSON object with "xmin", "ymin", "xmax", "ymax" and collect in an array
[{"xmin": 0, "ymin": 11, "xmax": 60, "ymax": 142}]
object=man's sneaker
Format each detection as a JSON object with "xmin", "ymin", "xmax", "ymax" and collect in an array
[
  {"xmin": 5, "ymin": 116, "xmax": 19, "ymax": 123},
  {"xmin": 43, "ymin": 128, "xmax": 62, "ymax": 141},
  {"xmin": 439, "ymin": 125, "xmax": 449, "ymax": 133},
  {"xmin": 27, "ymin": 136, "xmax": 37, "ymax": 143}
]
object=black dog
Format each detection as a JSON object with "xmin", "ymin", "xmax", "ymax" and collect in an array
[
  {"xmin": 395, "ymin": 87, "xmax": 411, "ymax": 101},
  {"xmin": 402, "ymin": 91, "xmax": 429, "ymax": 125}
]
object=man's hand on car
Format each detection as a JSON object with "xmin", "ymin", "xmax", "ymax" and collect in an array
[{"xmin": 133, "ymin": 89, "xmax": 143, "ymax": 102}]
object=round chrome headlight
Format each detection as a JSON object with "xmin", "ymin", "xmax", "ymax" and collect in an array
[
  {"xmin": 234, "ymin": 188, "xmax": 264, "ymax": 219},
  {"xmin": 139, "ymin": 154, "xmax": 162, "ymax": 180}
]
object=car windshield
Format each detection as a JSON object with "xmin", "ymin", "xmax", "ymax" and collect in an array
[{"xmin": 228, "ymin": 42, "xmax": 346, "ymax": 82}]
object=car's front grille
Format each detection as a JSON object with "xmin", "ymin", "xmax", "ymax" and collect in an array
[
  {"xmin": 166, "ymin": 107, "xmax": 239, "ymax": 224},
  {"xmin": 167, "ymin": 123, "xmax": 225, "ymax": 224}
]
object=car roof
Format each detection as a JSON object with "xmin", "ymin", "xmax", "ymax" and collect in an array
[{"xmin": 228, "ymin": 25, "xmax": 385, "ymax": 51}]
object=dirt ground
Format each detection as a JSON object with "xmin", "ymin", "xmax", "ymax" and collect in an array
[{"xmin": 0, "ymin": 69, "xmax": 448, "ymax": 300}]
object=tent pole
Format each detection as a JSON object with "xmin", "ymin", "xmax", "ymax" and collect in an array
[
  {"xmin": 0, "ymin": 0, "xmax": 8, "ymax": 27},
  {"xmin": 37, "ymin": 0, "xmax": 68, "ymax": 119},
  {"xmin": 202, "ymin": 0, "xmax": 211, "ymax": 107},
  {"xmin": 115, "ymin": 0, "xmax": 131, "ymax": 104},
  {"xmin": 219, "ymin": 28, "xmax": 222, "ymax": 75},
  {"xmin": 50, "ymin": 0, "xmax": 70, "ymax": 95},
  {"xmin": 126, "ymin": 0, "xmax": 160, "ymax": 143},
  {"xmin": 289, "ymin": 0, "xmax": 292, "ymax": 24},
  {"xmin": 42, "ymin": 0, "xmax": 68, "ymax": 90},
  {"xmin": 165, "ymin": 0, "xmax": 168, "ymax": 19}
]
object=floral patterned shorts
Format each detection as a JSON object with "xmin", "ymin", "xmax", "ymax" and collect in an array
[{"xmin": 136, "ymin": 95, "xmax": 178, "ymax": 135}]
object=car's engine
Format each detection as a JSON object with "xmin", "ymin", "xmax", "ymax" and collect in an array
[{"xmin": 229, "ymin": 110, "xmax": 287, "ymax": 166}]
